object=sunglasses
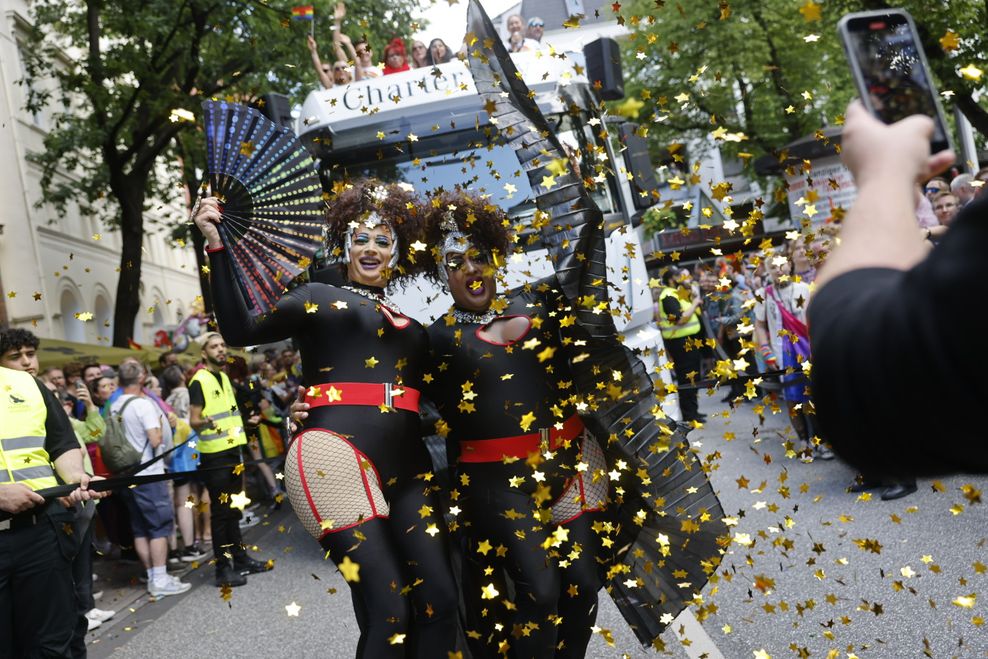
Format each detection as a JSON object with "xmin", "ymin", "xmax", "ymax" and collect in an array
[
  {"xmin": 529, "ymin": 21, "xmax": 544, "ymax": 27},
  {"xmin": 925, "ymin": 187, "xmax": 943, "ymax": 194}
]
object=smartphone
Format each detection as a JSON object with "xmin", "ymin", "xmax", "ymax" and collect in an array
[{"xmin": 838, "ymin": 10, "xmax": 952, "ymax": 153}]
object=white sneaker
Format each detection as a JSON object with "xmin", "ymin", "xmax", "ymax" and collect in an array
[
  {"xmin": 148, "ymin": 576, "xmax": 192, "ymax": 598},
  {"xmin": 92, "ymin": 590, "xmax": 103, "ymax": 601},
  {"xmin": 86, "ymin": 608, "xmax": 115, "ymax": 623},
  {"xmin": 239, "ymin": 513, "xmax": 260, "ymax": 530},
  {"xmin": 87, "ymin": 617, "xmax": 102, "ymax": 632}
]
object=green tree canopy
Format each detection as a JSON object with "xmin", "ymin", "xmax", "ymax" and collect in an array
[
  {"xmin": 21, "ymin": 0, "xmax": 420, "ymax": 347},
  {"xmin": 616, "ymin": 0, "xmax": 987, "ymax": 162}
]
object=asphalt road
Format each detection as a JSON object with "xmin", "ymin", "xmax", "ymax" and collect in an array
[{"xmin": 89, "ymin": 392, "xmax": 988, "ymax": 658}]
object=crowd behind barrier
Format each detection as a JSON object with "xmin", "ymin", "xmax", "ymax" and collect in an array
[{"xmin": 1, "ymin": 326, "xmax": 293, "ymax": 639}]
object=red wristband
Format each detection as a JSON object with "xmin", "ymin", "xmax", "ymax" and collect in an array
[{"xmin": 205, "ymin": 244, "xmax": 225, "ymax": 253}]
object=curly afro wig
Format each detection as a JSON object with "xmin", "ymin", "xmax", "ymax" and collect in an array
[
  {"xmin": 323, "ymin": 177, "xmax": 428, "ymax": 285},
  {"xmin": 422, "ymin": 190, "xmax": 514, "ymax": 286}
]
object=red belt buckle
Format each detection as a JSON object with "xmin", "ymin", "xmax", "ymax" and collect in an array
[{"xmin": 303, "ymin": 382, "xmax": 421, "ymax": 413}]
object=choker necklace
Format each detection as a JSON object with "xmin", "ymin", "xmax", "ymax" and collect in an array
[
  {"xmin": 341, "ymin": 284, "xmax": 400, "ymax": 313},
  {"xmin": 452, "ymin": 307, "xmax": 500, "ymax": 325}
]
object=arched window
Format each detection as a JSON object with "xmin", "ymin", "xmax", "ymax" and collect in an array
[
  {"xmin": 94, "ymin": 295, "xmax": 112, "ymax": 343},
  {"xmin": 59, "ymin": 287, "xmax": 85, "ymax": 343}
]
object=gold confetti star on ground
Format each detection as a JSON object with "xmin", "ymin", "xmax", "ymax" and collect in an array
[{"xmin": 285, "ymin": 601, "xmax": 301, "ymax": 616}]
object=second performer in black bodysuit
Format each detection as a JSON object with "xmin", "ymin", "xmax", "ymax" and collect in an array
[
  {"xmin": 194, "ymin": 180, "xmax": 458, "ymax": 658},
  {"xmin": 422, "ymin": 192, "xmax": 611, "ymax": 658}
]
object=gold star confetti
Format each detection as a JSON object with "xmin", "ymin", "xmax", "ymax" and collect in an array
[
  {"xmin": 939, "ymin": 30, "xmax": 960, "ymax": 52},
  {"xmin": 798, "ymin": 0, "xmax": 820, "ymax": 21},
  {"xmin": 285, "ymin": 601, "xmax": 301, "ymax": 616},
  {"xmin": 338, "ymin": 556, "xmax": 360, "ymax": 582},
  {"xmin": 74, "ymin": 312, "xmax": 94, "ymax": 321},
  {"xmin": 230, "ymin": 491, "xmax": 251, "ymax": 511},
  {"xmin": 959, "ymin": 64, "xmax": 983, "ymax": 81}
]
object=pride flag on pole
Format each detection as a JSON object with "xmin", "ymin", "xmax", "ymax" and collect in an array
[{"xmin": 291, "ymin": 5, "xmax": 314, "ymax": 20}]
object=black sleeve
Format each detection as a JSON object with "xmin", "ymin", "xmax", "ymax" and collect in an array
[
  {"xmin": 38, "ymin": 380, "xmax": 80, "ymax": 462},
  {"xmin": 809, "ymin": 195, "xmax": 988, "ymax": 476},
  {"xmin": 188, "ymin": 380, "xmax": 205, "ymax": 409},
  {"xmin": 208, "ymin": 249, "xmax": 314, "ymax": 347}
]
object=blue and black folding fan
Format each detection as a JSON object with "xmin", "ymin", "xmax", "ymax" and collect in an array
[{"xmin": 201, "ymin": 99, "xmax": 324, "ymax": 315}]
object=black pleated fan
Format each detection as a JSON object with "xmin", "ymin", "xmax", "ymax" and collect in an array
[{"xmin": 201, "ymin": 99, "xmax": 324, "ymax": 315}]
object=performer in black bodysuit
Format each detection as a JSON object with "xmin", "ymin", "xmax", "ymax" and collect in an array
[
  {"xmin": 193, "ymin": 180, "xmax": 458, "ymax": 658},
  {"xmin": 422, "ymin": 192, "xmax": 611, "ymax": 658}
]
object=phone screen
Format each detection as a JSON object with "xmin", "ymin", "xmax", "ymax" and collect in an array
[{"xmin": 844, "ymin": 14, "xmax": 948, "ymax": 146}]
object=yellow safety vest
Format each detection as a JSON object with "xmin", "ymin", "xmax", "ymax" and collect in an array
[
  {"xmin": 190, "ymin": 369, "xmax": 247, "ymax": 454},
  {"xmin": 657, "ymin": 287, "xmax": 702, "ymax": 340},
  {"xmin": 0, "ymin": 367, "xmax": 59, "ymax": 491}
]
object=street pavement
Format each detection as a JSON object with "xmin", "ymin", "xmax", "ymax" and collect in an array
[{"xmin": 88, "ymin": 390, "xmax": 988, "ymax": 658}]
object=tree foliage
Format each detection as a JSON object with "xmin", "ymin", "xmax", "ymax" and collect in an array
[
  {"xmin": 20, "ymin": 0, "xmax": 419, "ymax": 346},
  {"xmin": 617, "ymin": 0, "xmax": 987, "ymax": 161}
]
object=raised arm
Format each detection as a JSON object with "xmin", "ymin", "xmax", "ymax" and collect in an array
[
  {"xmin": 332, "ymin": 3, "xmax": 353, "ymax": 67},
  {"xmin": 193, "ymin": 196, "xmax": 312, "ymax": 347},
  {"xmin": 308, "ymin": 35, "xmax": 334, "ymax": 90}
]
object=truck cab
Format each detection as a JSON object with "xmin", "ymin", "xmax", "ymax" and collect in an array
[{"xmin": 296, "ymin": 44, "xmax": 678, "ymax": 417}]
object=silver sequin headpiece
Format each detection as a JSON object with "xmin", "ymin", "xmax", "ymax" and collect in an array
[{"xmin": 438, "ymin": 210, "xmax": 471, "ymax": 287}]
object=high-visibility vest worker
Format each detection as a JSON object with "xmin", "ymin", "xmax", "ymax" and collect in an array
[
  {"xmin": 656, "ymin": 287, "xmax": 702, "ymax": 340},
  {"xmin": 189, "ymin": 368, "xmax": 247, "ymax": 454},
  {"xmin": 0, "ymin": 367, "xmax": 59, "ymax": 491}
]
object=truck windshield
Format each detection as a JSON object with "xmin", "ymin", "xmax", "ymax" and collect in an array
[{"xmin": 321, "ymin": 112, "xmax": 618, "ymax": 221}]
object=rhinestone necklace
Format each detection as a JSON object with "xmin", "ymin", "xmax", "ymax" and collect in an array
[
  {"xmin": 452, "ymin": 306, "xmax": 501, "ymax": 325},
  {"xmin": 341, "ymin": 284, "xmax": 401, "ymax": 313}
]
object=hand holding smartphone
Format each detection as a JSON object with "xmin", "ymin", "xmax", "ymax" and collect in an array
[{"xmin": 838, "ymin": 10, "xmax": 953, "ymax": 155}]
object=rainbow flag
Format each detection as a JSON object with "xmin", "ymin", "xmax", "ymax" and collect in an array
[{"xmin": 291, "ymin": 4, "xmax": 314, "ymax": 20}]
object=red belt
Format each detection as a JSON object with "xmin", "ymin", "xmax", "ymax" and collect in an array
[
  {"xmin": 303, "ymin": 382, "xmax": 421, "ymax": 413},
  {"xmin": 459, "ymin": 415, "xmax": 585, "ymax": 463}
]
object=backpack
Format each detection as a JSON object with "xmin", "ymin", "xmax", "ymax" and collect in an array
[{"xmin": 100, "ymin": 396, "xmax": 148, "ymax": 474}]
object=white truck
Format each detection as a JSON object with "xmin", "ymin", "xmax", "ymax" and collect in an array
[{"xmin": 295, "ymin": 45, "xmax": 678, "ymax": 417}]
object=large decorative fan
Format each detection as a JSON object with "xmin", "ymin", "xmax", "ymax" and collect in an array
[{"xmin": 201, "ymin": 99, "xmax": 325, "ymax": 316}]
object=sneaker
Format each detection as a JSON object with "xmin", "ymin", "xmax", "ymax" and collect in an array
[
  {"xmin": 239, "ymin": 513, "xmax": 260, "ymax": 530},
  {"xmin": 813, "ymin": 444, "xmax": 836, "ymax": 461},
  {"xmin": 167, "ymin": 549, "xmax": 182, "ymax": 565},
  {"xmin": 87, "ymin": 617, "xmax": 102, "ymax": 632},
  {"xmin": 180, "ymin": 545, "xmax": 208, "ymax": 563},
  {"xmin": 86, "ymin": 608, "xmax": 116, "ymax": 624},
  {"xmin": 148, "ymin": 576, "xmax": 192, "ymax": 598},
  {"xmin": 92, "ymin": 590, "xmax": 103, "ymax": 602}
]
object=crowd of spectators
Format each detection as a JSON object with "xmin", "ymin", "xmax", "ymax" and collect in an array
[
  {"xmin": 0, "ymin": 326, "xmax": 297, "ymax": 633},
  {"xmin": 306, "ymin": 4, "xmax": 549, "ymax": 90},
  {"xmin": 920, "ymin": 166, "xmax": 987, "ymax": 242},
  {"xmin": 652, "ymin": 233, "xmax": 838, "ymax": 463}
]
